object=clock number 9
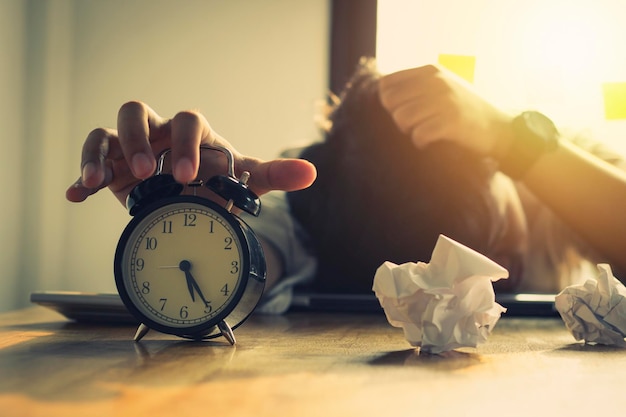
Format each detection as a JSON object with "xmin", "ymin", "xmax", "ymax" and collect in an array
[{"xmin": 135, "ymin": 258, "xmax": 145, "ymax": 271}]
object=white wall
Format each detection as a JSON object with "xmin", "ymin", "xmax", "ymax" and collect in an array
[
  {"xmin": 1, "ymin": 0, "xmax": 329, "ymax": 312},
  {"xmin": 0, "ymin": 0, "xmax": 26, "ymax": 312}
]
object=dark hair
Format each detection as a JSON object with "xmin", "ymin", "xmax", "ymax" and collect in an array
[{"xmin": 288, "ymin": 59, "xmax": 520, "ymax": 293}]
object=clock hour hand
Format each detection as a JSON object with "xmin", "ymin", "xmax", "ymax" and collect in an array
[
  {"xmin": 179, "ymin": 260, "xmax": 196, "ymax": 302},
  {"xmin": 179, "ymin": 260, "xmax": 210, "ymax": 307}
]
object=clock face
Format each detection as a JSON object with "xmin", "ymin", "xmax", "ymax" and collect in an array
[{"xmin": 115, "ymin": 198, "xmax": 248, "ymax": 335}]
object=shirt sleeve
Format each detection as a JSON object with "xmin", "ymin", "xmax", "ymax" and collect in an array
[{"xmin": 239, "ymin": 191, "xmax": 317, "ymax": 314}]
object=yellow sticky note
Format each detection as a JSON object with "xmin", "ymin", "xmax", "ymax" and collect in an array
[
  {"xmin": 438, "ymin": 54, "xmax": 476, "ymax": 83},
  {"xmin": 602, "ymin": 82, "xmax": 626, "ymax": 120}
]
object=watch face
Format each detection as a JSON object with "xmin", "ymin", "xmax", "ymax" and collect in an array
[
  {"xmin": 522, "ymin": 110, "xmax": 558, "ymax": 140},
  {"xmin": 115, "ymin": 196, "xmax": 249, "ymax": 336}
]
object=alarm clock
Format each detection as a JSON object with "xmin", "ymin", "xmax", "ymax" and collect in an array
[{"xmin": 114, "ymin": 145, "xmax": 266, "ymax": 345}]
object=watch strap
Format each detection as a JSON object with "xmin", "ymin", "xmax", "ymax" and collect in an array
[{"xmin": 499, "ymin": 111, "xmax": 559, "ymax": 179}]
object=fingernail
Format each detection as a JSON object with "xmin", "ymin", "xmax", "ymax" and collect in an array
[
  {"xmin": 66, "ymin": 179, "xmax": 89, "ymax": 202},
  {"xmin": 82, "ymin": 162, "xmax": 97, "ymax": 182},
  {"xmin": 132, "ymin": 153, "xmax": 154, "ymax": 178},
  {"xmin": 174, "ymin": 157, "xmax": 194, "ymax": 182}
]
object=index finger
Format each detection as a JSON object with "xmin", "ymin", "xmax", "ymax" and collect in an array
[
  {"xmin": 379, "ymin": 65, "xmax": 442, "ymax": 108},
  {"xmin": 380, "ymin": 64, "xmax": 439, "ymax": 87}
]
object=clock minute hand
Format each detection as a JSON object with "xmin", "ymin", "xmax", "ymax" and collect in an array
[
  {"xmin": 179, "ymin": 260, "xmax": 210, "ymax": 306},
  {"xmin": 188, "ymin": 274, "xmax": 211, "ymax": 307}
]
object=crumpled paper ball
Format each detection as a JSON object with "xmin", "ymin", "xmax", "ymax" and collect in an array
[
  {"xmin": 372, "ymin": 234, "xmax": 509, "ymax": 354},
  {"xmin": 555, "ymin": 263, "xmax": 626, "ymax": 347}
]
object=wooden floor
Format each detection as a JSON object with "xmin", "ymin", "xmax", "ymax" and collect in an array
[{"xmin": 1, "ymin": 307, "xmax": 625, "ymax": 417}]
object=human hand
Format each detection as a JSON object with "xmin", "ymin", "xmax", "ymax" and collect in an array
[
  {"xmin": 378, "ymin": 65, "xmax": 514, "ymax": 158},
  {"xmin": 66, "ymin": 101, "xmax": 317, "ymax": 206}
]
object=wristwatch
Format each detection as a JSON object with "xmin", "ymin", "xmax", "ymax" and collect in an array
[{"xmin": 499, "ymin": 111, "xmax": 560, "ymax": 179}]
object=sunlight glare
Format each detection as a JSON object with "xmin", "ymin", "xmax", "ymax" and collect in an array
[{"xmin": 376, "ymin": 0, "xmax": 626, "ymax": 155}]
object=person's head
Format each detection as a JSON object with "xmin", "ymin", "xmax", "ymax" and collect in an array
[{"xmin": 288, "ymin": 58, "xmax": 523, "ymax": 292}]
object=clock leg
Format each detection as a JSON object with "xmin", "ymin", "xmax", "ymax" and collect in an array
[
  {"xmin": 133, "ymin": 323, "xmax": 150, "ymax": 342},
  {"xmin": 218, "ymin": 320, "xmax": 236, "ymax": 345}
]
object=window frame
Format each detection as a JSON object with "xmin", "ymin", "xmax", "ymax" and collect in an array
[{"xmin": 329, "ymin": 0, "xmax": 378, "ymax": 95}]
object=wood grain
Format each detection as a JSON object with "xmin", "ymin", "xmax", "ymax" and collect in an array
[{"xmin": 1, "ymin": 307, "xmax": 624, "ymax": 417}]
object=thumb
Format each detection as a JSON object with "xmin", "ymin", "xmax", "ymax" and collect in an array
[{"xmin": 242, "ymin": 158, "xmax": 317, "ymax": 196}]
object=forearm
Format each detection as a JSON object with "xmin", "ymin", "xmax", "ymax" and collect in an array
[
  {"xmin": 520, "ymin": 139, "xmax": 626, "ymax": 273},
  {"xmin": 378, "ymin": 64, "xmax": 626, "ymax": 275}
]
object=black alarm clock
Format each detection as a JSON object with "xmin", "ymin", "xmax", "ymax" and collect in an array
[{"xmin": 114, "ymin": 145, "xmax": 266, "ymax": 345}]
